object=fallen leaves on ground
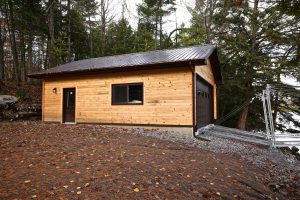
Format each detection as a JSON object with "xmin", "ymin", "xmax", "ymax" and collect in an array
[{"xmin": 0, "ymin": 121, "xmax": 299, "ymax": 199}]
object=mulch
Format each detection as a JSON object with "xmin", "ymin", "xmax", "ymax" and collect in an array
[{"xmin": 0, "ymin": 121, "xmax": 299, "ymax": 199}]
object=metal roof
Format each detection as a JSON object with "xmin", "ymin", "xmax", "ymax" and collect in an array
[{"xmin": 28, "ymin": 44, "xmax": 221, "ymax": 82}]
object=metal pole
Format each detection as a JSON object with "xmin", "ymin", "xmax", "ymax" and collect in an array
[
  {"xmin": 262, "ymin": 90, "xmax": 270, "ymax": 140},
  {"xmin": 266, "ymin": 84, "xmax": 275, "ymax": 147}
]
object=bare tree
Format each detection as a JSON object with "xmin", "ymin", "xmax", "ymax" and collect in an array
[
  {"xmin": 191, "ymin": 0, "xmax": 219, "ymax": 43},
  {"xmin": 99, "ymin": 0, "xmax": 114, "ymax": 55}
]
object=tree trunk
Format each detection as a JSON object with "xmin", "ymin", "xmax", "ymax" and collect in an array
[
  {"xmin": 27, "ymin": 32, "xmax": 33, "ymax": 75},
  {"xmin": 237, "ymin": 106, "xmax": 249, "ymax": 130},
  {"xmin": 47, "ymin": 0, "xmax": 55, "ymax": 68},
  {"xmin": 67, "ymin": 0, "xmax": 71, "ymax": 62},
  {"xmin": 20, "ymin": 31, "xmax": 26, "ymax": 82},
  {"xmin": 89, "ymin": 15, "xmax": 93, "ymax": 57},
  {"xmin": 100, "ymin": 0, "xmax": 106, "ymax": 56},
  {"xmin": 0, "ymin": 21, "xmax": 5, "ymax": 81},
  {"xmin": 154, "ymin": 1, "xmax": 160, "ymax": 50},
  {"xmin": 45, "ymin": 37, "xmax": 49, "ymax": 69},
  {"xmin": 7, "ymin": 0, "xmax": 20, "ymax": 84},
  {"xmin": 272, "ymin": 73, "xmax": 281, "ymax": 127},
  {"xmin": 159, "ymin": 15, "xmax": 162, "ymax": 49},
  {"xmin": 236, "ymin": 0, "xmax": 259, "ymax": 130}
]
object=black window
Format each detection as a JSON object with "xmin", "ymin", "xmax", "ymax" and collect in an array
[
  {"xmin": 112, "ymin": 83, "xmax": 143, "ymax": 105},
  {"xmin": 67, "ymin": 90, "xmax": 75, "ymax": 107}
]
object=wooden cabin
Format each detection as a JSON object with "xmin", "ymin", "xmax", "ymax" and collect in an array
[{"xmin": 29, "ymin": 45, "xmax": 222, "ymax": 136}]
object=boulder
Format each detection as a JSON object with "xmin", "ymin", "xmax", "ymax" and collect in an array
[
  {"xmin": 0, "ymin": 95, "xmax": 18, "ymax": 106},
  {"xmin": 291, "ymin": 146, "xmax": 299, "ymax": 154}
]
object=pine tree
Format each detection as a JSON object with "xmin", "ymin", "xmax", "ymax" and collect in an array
[
  {"xmin": 137, "ymin": 0, "xmax": 176, "ymax": 49},
  {"xmin": 74, "ymin": 0, "xmax": 98, "ymax": 57},
  {"xmin": 183, "ymin": 0, "xmax": 300, "ymax": 131},
  {"xmin": 70, "ymin": 7, "xmax": 89, "ymax": 60},
  {"xmin": 106, "ymin": 18, "xmax": 135, "ymax": 55}
]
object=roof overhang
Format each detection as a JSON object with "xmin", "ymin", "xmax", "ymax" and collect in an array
[
  {"xmin": 208, "ymin": 48, "xmax": 223, "ymax": 85},
  {"xmin": 27, "ymin": 60, "xmax": 206, "ymax": 79}
]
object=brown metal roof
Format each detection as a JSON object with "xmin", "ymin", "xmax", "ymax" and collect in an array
[{"xmin": 28, "ymin": 44, "xmax": 222, "ymax": 83}]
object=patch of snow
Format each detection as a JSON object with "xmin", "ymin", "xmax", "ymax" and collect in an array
[{"xmin": 276, "ymin": 112, "xmax": 300, "ymax": 149}]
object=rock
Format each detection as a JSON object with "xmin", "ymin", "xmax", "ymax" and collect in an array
[
  {"xmin": 280, "ymin": 191, "xmax": 288, "ymax": 196},
  {"xmin": 295, "ymin": 154, "xmax": 300, "ymax": 161},
  {"xmin": 291, "ymin": 146, "xmax": 299, "ymax": 154},
  {"xmin": 269, "ymin": 183, "xmax": 280, "ymax": 191},
  {"xmin": 0, "ymin": 95, "xmax": 18, "ymax": 105}
]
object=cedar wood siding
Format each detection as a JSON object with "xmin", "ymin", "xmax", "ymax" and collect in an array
[
  {"xmin": 195, "ymin": 59, "xmax": 217, "ymax": 120},
  {"xmin": 42, "ymin": 66, "xmax": 193, "ymax": 126}
]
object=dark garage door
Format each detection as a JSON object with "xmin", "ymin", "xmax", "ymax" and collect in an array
[{"xmin": 196, "ymin": 76, "xmax": 214, "ymax": 128}]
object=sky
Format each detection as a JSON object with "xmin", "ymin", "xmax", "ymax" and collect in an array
[{"xmin": 100, "ymin": 0, "xmax": 195, "ymax": 33}]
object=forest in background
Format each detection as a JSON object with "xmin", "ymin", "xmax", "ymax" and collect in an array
[{"xmin": 0, "ymin": 0, "xmax": 299, "ymax": 132}]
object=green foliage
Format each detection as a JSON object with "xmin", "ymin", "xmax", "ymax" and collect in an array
[
  {"xmin": 178, "ymin": 0, "xmax": 300, "ymax": 131},
  {"xmin": 90, "ymin": 28, "xmax": 103, "ymax": 57},
  {"xmin": 212, "ymin": 2, "xmax": 281, "ymax": 129},
  {"xmin": 274, "ymin": 1, "xmax": 300, "ymax": 82},
  {"xmin": 106, "ymin": 19, "xmax": 135, "ymax": 55},
  {"xmin": 134, "ymin": 23, "xmax": 156, "ymax": 52},
  {"xmin": 14, "ymin": 0, "xmax": 46, "ymax": 36},
  {"xmin": 176, "ymin": 23, "xmax": 206, "ymax": 46},
  {"xmin": 50, "ymin": 32, "xmax": 69, "ymax": 65},
  {"xmin": 16, "ymin": 89, "xmax": 27, "ymax": 100},
  {"xmin": 137, "ymin": 0, "xmax": 176, "ymax": 49},
  {"xmin": 74, "ymin": 0, "xmax": 98, "ymax": 18},
  {"xmin": 70, "ymin": 8, "xmax": 89, "ymax": 60}
]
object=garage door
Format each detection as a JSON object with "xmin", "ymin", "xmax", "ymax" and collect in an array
[{"xmin": 196, "ymin": 76, "xmax": 214, "ymax": 128}]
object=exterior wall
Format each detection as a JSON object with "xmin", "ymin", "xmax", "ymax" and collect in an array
[
  {"xmin": 43, "ymin": 67, "xmax": 193, "ymax": 126},
  {"xmin": 195, "ymin": 60, "xmax": 217, "ymax": 119}
]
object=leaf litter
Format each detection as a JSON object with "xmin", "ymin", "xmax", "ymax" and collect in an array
[{"xmin": 0, "ymin": 121, "xmax": 299, "ymax": 199}]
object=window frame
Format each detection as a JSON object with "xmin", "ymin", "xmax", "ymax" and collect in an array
[{"xmin": 111, "ymin": 82, "xmax": 144, "ymax": 105}]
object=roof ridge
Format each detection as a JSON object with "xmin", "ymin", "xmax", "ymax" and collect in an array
[{"xmin": 71, "ymin": 44, "xmax": 216, "ymax": 64}]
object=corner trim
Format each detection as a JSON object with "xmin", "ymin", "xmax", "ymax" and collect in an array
[{"xmin": 189, "ymin": 61, "xmax": 197, "ymax": 136}]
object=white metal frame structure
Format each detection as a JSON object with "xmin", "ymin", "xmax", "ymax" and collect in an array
[{"xmin": 262, "ymin": 84, "xmax": 300, "ymax": 148}]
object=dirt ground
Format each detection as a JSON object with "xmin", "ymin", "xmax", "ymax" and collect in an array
[{"xmin": 0, "ymin": 121, "xmax": 299, "ymax": 200}]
